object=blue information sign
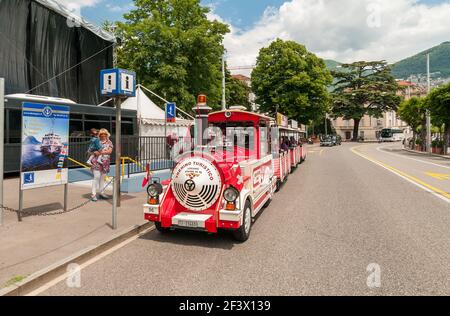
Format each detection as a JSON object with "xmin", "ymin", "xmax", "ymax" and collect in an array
[
  {"xmin": 166, "ymin": 103, "xmax": 176, "ymax": 123},
  {"xmin": 100, "ymin": 68, "xmax": 136, "ymax": 97}
]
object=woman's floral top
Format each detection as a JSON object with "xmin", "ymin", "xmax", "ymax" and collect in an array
[{"xmin": 91, "ymin": 139, "xmax": 113, "ymax": 174}]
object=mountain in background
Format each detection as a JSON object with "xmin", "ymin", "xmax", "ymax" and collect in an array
[
  {"xmin": 23, "ymin": 136, "xmax": 41, "ymax": 145},
  {"xmin": 324, "ymin": 59, "xmax": 342, "ymax": 71},
  {"xmin": 391, "ymin": 42, "xmax": 450, "ymax": 79}
]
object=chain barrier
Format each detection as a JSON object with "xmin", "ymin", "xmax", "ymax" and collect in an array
[{"xmin": 0, "ymin": 178, "xmax": 114, "ymax": 218}]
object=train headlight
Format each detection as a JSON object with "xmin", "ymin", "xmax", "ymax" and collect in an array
[
  {"xmin": 224, "ymin": 187, "xmax": 239, "ymax": 202},
  {"xmin": 147, "ymin": 183, "xmax": 163, "ymax": 198}
]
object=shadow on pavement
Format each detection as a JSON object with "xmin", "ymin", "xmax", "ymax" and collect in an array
[
  {"xmin": 138, "ymin": 228, "xmax": 238, "ymax": 250},
  {"xmin": 21, "ymin": 202, "xmax": 64, "ymax": 218},
  {"xmin": 80, "ymin": 193, "xmax": 136, "ymax": 205},
  {"xmin": 138, "ymin": 199, "xmax": 274, "ymax": 250}
]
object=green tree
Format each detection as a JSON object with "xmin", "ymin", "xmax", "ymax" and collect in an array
[
  {"xmin": 331, "ymin": 61, "xmax": 401, "ymax": 141},
  {"xmin": 226, "ymin": 75, "xmax": 251, "ymax": 110},
  {"xmin": 427, "ymin": 83, "xmax": 450, "ymax": 154},
  {"xmin": 115, "ymin": 0, "xmax": 229, "ymax": 112},
  {"xmin": 397, "ymin": 97, "xmax": 426, "ymax": 149},
  {"xmin": 251, "ymin": 39, "xmax": 332, "ymax": 123}
]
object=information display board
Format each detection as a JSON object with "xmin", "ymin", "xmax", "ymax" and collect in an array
[{"xmin": 20, "ymin": 103, "xmax": 70, "ymax": 190}]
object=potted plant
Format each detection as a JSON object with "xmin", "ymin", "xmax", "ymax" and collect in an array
[
  {"xmin": 432, "ymin": 139, "xmax": 444, "ymax": 154},
  {"xmin": 415, "ymin": 139, "xmax": 424, "ymax": 152}
]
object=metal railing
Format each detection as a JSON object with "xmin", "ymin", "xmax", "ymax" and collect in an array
[
  {"xmin": 5, "ymin": 136, "xmax": 194, "ymax": 174},
  {"xmin": 70, "ymin": 136, "xmax": 193, "ymax": 175}
]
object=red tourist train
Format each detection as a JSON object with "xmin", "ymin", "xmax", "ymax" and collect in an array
[{"xmin": 143, "ymin": 96, "xmax": 307, "ymax": 242}]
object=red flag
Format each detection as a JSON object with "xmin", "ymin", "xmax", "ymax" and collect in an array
[{"xmin": 142, "ymin": 163, "xmax": 151, "ymax": 187}]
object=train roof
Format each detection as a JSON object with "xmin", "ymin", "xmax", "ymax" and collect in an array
[{"xmin": 209, "ymin": 109, "xmax": 273, "ymax": 123}]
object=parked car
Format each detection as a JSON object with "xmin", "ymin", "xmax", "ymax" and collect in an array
[
  {"xmin": 332, "ymin": 135, "xmax": 342, "ymax": 146},
  {"xmin": 320, "ymin": 136, "xmax": 334, "ymax": 147}
]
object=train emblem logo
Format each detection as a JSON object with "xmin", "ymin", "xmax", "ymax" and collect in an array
[{"xmin": 184, "ymin": 180, "xmax": 196, "ymax": 192}]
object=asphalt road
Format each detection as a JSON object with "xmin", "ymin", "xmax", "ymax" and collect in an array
[{"xmin": 40, "ymin": 143, "xmax": 450, "ymax": 296}]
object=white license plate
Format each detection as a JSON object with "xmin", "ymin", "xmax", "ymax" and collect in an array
[{"xmin": 177, "ymin": 220, "xmax": 198, "ymax": 228}]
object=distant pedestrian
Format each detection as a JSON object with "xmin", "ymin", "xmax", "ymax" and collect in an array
[{"xmin": 90, "ymin": 128, "xmax": 113, "ymax": 202}]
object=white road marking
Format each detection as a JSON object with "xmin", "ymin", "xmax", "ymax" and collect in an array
[
  {"xmin": 376, "ymin": 145, "xmax": 450, "ymax": 170},
  {"xmin": 26, "ymin": 226, "xmax": 155, "ymax": 296}
]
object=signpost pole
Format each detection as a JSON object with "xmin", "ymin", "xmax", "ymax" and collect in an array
[
  {"xmin": 115, "ymin": 96, "xmax": 122, "ymax": 213},
  {"xmin": 18, "ymin": 181, "xmax": 23, "ymax": 222},
  {"xmin": 0, "ymin": 78, "xmax": 3, "ymax": 226},
  {"xmin": 112, "ymin": 176, "xmax": 117, "ymax": 229},
  {"xmin": 164, "ymin": 103, "xmax": 167, "ymax": 162},
  {"xmin": 101, "ymin": 67, "xmax": 136, "ymax": 230}
]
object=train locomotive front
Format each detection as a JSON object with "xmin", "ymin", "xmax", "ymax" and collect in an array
[{"xmin": 143, "ymin": 97, "xmax": 275, "ymax": 242}]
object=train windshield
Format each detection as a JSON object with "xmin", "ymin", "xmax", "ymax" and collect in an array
[{"xmin": 205, "ymin": 122, "xmax": 256, "ymax": 151}]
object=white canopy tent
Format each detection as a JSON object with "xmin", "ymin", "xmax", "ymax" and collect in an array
[{"xmin": 121, "ymin": 86, "xmax": 193, "ymax": 138}]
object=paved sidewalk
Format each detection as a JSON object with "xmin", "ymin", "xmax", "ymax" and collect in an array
[
  {"xmin": 403, "ymin": 147, "xmax": 450, "ymax": 160},
  {"xmin": 0, "ymin": 176, "xmax": 149, "ymax": 289}
]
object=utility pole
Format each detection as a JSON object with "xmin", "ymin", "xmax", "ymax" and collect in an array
[
  {"xmin": 222, "ymin": 54, "xmax": 226, "ymax": 110},
  {"xmin": 426, "ymin": 53, "xmax": 432, "ymax": 155},
  {"xmin": 325, "ymin": 114, "xmax": 328, "ymax": 137}
]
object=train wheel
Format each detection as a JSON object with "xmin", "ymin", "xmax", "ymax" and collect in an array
[
  {"xmin": 275, "ymin": 180, "xmax": 282, "ymax": 192},
  {"xmin": 154, "ymin": 222, "xmax": 170, "ymax": 234},
  {"xmin": 263, "ymin": 195, "xmax": 272, "ymax": 208},
  {"xmin": 233, "ymin": 201, "xmax": 252, "ymax": 242}
]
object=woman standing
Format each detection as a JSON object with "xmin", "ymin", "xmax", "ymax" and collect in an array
[{"xmin": 90, "ymin": 128, "xmax": 113, "ymax": 201}]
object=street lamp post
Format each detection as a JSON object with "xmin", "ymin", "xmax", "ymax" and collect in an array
[
  {"xmin": 222, "ymin": 54, "xmax": 226, "ymax": 111},
  {"xmin": 426, "ymin": 53, "xmax": 432, "ymax": 155}
]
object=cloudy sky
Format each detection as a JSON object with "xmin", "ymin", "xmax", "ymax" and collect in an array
[{"xmin": 65, "ymin": 0, "xmax": 450, "ymax": 68}]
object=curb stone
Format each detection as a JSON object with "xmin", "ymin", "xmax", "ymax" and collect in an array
[{"xmin": 402, "ymin": 148, "xmax": 450, "ymax": 160}]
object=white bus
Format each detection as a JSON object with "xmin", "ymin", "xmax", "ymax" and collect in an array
[{"xmin": 380, "ymin": 128, "xmax": 405, "ymax": 142}]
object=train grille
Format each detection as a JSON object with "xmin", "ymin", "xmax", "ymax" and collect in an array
[{"xmin": 173, "ymin": 183, "xmax": 220, "ymax": 211}]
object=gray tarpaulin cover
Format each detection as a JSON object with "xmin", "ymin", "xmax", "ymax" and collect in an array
[{"xmin": 0, "ymin": 0, "xmax": 114, "ymax": 104}]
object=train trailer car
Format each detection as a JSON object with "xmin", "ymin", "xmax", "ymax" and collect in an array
[
  {"xmin": 143, "ymin": 97, "xmax": 276, "ymax": 242},
  {"xmin": 280, "ymin": 127, "xmax": 304, "ymax": 169},
  {"xmin": 273, "ymin": 150, "xmax": 290, "ymax": 191}
]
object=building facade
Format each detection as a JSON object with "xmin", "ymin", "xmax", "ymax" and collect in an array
[
  {"xmin": 332, "ymin": 80, "xmax": 425, "ymax": 141},
  {"xmin": 332, "ymin": 113, "xmax": 409, "ymax": 141},
  {"xmin": 231, "ymin": 74, "xmax": 257, "ymax": 111}
]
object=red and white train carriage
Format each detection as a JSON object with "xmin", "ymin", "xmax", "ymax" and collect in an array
[
  {"xmin": 273, "ymin": 125, "xmax": 306, "ymax": 191},
  {"xmin": 143, "ymin": 96, "xmax": 275, "ymax": 241},
  {"xmin": 280, "ymin": 126, "xmax": 307, "ymax": 169}
]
